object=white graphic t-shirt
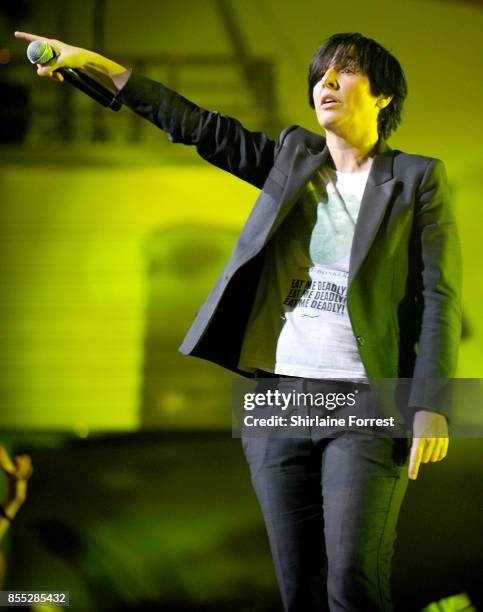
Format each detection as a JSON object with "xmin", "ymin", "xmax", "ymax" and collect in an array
[{"xmin": 238, "ymin": 164, "xmax": 370, "ymax": 380}]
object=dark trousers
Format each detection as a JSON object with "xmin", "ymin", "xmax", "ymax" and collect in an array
[{"xmin": 241, "ymin": 378, "xmax": 410, "ymax": 612}]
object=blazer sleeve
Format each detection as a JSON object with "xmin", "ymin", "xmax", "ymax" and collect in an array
[
  {"xmin": 116, "ymin": 71, "xmax": 280, "ymax": 189},
  {"xmin": 408, "ymin": 158, "xmax": 463, "ymax": 416}
]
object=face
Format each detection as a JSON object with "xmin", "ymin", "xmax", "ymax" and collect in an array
[{"xmin": 312, "ymin": 60, "xmax": 385, "ymax": 139}]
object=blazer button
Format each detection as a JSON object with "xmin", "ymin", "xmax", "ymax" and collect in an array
[{"xmin": 356, "ymin": 335, "xmax": 365, "ymax": 346}]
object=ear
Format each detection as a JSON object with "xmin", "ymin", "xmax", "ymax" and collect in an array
[{"xmin": 376, "ymin": 95, "xmax": 393, "ymax": 110}]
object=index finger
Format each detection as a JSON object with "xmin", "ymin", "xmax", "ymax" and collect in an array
[
  {"xmin": 408, "ymin": 437, "xmax": 424, "ymax": 480},
  {"xmin": 14, "ymin": 31, "xmax": 46, "ymax": 43}
]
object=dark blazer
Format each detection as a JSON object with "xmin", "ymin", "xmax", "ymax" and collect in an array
[{"xmin": 118, "ymin": 73, "xmax": 462, "ymax": 416}]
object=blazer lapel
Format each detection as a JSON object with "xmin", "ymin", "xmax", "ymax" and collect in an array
[
  {"xmin": 348, "ymin": 140, "xmax": 398, "ymax": 286},
  {"xmin": 266, "ymin": 136, "xmax": 398, "ymax": 283},
  {"xmin": 267, "ymin": 143, "xmax": 330, "ymax": 241},
  {"xmin": 282, "ymin": 142, "xmax": 331, "ymax": 208}
]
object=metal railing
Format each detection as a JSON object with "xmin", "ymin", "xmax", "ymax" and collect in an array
[{"xmin": 1, "ymin": 52, "xmax": 280, "ymax": 148}]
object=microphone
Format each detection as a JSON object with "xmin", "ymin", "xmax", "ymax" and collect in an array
[{"xmin": 26, "ymin": 40, "xmax": 122, "ymax": 111}]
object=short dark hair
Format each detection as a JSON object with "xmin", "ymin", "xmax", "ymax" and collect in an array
[{"xmin": 308, "ymin": 33, "xmax": 407, "ymax": 140}]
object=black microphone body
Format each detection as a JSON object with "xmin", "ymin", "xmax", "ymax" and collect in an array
[{"xmin": 26, "ymin": 40, "xmax": 122, "ymax": 111}]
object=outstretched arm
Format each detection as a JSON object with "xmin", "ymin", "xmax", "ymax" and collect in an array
[{"xmin": 14, "ymin": 31, "xmax": 278, "ymax": 188}]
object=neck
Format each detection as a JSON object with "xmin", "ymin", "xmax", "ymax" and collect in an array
[{"xmin": 325, "ymin": 130, "xmax": 380, "ymax": 173}]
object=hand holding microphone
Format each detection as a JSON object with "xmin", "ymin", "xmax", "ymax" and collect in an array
[{"xmin": 14, "ymin": 31, "xmax": 130, "ymax": 110}]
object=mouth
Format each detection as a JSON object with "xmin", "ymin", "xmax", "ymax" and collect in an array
[{"xmin": 320, "ymin": 95, "xmax": 341, "ymax": 108}]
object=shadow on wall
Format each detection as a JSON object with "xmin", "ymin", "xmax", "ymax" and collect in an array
[{"xmin": 140, "ymin": 224, "xmax": 241, "ymax": 429}]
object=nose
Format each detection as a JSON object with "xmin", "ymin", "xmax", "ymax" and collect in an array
[{"xmin": 321, "ymin": 66, "xmax": 338, "ymax": 89}]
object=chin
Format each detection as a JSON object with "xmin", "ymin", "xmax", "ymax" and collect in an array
[{"xmin": 317, "ymin": 117, "xmax": 335, "ymax": 132}]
